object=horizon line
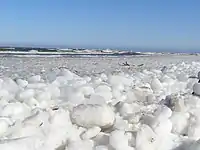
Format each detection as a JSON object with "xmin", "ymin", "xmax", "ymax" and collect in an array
[{"xmin": 0, "ymin": 43, "xmax": 199, "ymax": 52}]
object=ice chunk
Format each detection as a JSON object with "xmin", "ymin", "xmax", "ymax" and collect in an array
[
  {"xmin": 126, "ymin": 91, "xmax": 137, "ymax": 102},
  {"xmin": 1, "ymin": 102, "xmax": 31, "ymax": 120},
  {"xmin": 113, "ymin": 115, "xmax": 129, "ymax": 130},
  {"xmin": 2, "ymin": 78, "xmax": 19, "ymax": 94},
  {"xmin": 52, "ymin": 76, "xmax": 68, "ymax": 87},
  {"xmin": 198, "ymin": 71, "xmax": 200, "ymax": 79},
  {"xmin": 189, "ymin": 139, "xmax": 200, "ymax": 150},
  {"xmin": 16, "ymin": 89, "xmax": 35, "ymax": 102},
  {"xmin": 136, "ymin": 124, "xmax": 157, "ymax": 150},
  {"xmin": 0, "ymin": 119, "xmax": 9, "ymax": 137},
  {"xmin": 154, "ymin": 106, "xmax": 172, "ymax": 119},
  {"xmin": 83, "ymin": 76, "xmax": 91, "ymax": 82},
  {"xmin": 193, "ymin": 83, "xmax": 200, "ymax": 96},
  {"xmin": 95, "ymin": 84, "xmax": 111, "ymax": 92},
  {"xmin": 35, "ymin": 91, "xmax": 51, "ymax": 102},
  {"xmin": 150, "ymin": 117, "xmax": 172, "ymax": 136},
  {"xmin": 108, "ymin": 75, "xmax": 132, "ymax": 87},
  {"xmin": 119, "ymin": 103, "xmax": 134, "ymax": 117},
  {"xmin": 27, "ymin": 83, "xmax": 47, "ymax": 89},
  {"xmin": 67, "ymin": 91, "xmax": 85, "ymax": 106},
  {"xmin": 150, "ymin": 77, "xmax": 162, "ymax": 92},
  {"xmin": 100, "ymin": 73, "xmax": 108, "ymax": 81},
  {"xmin": 60, "ymin": 86, "xmax": 73, "ymax": 98},
  {"xmin": 24, "ymin": 97, "xmax": 39, "ymax": 108},
  {"xmin": 162, "ymin": 94, "xmax": 185, "ymax": 112},
  {"xmin": 170, "ymin": 112, "xmax": 190, "ymax": 135},
  {"xmin": 176, "ymin": 73, "xmax": 188, "ymax": 82},
  {"xmin": 70, "ymin": 104, "xmax": 115, "ymax": 129},
  {"xmin": 45, "ymin": 85, "xmax": 60, "ymax": 99},
  {"xmin": 16, "ymin": 79, "xmax": 28, "ymax": 88},
  {"xmin": 87, "ymin": 95, "xmax": 106, "ymax": 105},
  {"xmin": 78, "ymin": 85, "xmax": 94, "ymax": 96},
  {"xmin": 58, "ymin": 69, "xmax": 75, "ymax": 80},
  {"xmin": 92, "ymin": 77, "xmax": 102, "ymax": 85},
  {"xmin": 28, "ymin": 75, "xmax": 41, "ymax": 83},
  {"xmin": 81, "ymin": 126, "xmax": 101, "ymax": 140},
  {"xmin": 188, "ymin": 115, "xmax": 200, "ymax": 140},
  {"xmin": 95, "ymin": 145, "xmax": 108, "ymax": 150},
  {"xmin": 112, "ymin": 89, "xmax": 121, "ymax": 100},
  {"xmin": 68, "ymin": 79, "xmax": 87, "ymax": 87},
  {"xmin": 46, "ymin": 71, "xmax": 57, "ymax": 82},
  {"xmin": 0, "ymin": 136, "xmax": 44, "ymax": 150},
  {"xmin": 0, "ymin": 90, "xmax": 9, "ymax": 99},
  {"xmin": 94, "ymin": 91, "xmax": 112, "ymax": 102},
  {"xmin": 67, "ymin": 140, "xmax": 94, "ymax": 150},
  {"xmin": 109, "ymin": 130, "xmax": 129, "ymax": 149},
  {"xmin": 93, "ymin": 132, "xmax": 109, "ymax": 146}
]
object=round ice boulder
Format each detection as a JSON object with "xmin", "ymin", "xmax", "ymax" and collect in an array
[
  {"xmin": 193, "ymin": 83, "xmax": 200, "ymax": 96},
  {"xmin": 70, "ymin": 104, "xmax": 115, "ymax": 129}
]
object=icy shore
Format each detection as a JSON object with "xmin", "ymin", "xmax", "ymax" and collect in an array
[{"xmin": 0, "ymin": 54, "xmax": 200, "ymax": 150}]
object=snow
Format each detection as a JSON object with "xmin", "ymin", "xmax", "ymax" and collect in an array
[{"xmin": 1, "ymin": 54, "xmax": 200, "ymax": 149}]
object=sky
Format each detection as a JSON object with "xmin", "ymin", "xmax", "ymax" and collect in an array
[{"xmin": 0, "ymin": 0, "xmax": 200, "ymax": 51}]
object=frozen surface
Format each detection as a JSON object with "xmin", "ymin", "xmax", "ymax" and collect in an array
[{"xmin": 0, "ymin": 54, "xmax": 200, "ymax": 150}]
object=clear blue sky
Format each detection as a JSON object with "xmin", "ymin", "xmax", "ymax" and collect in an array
[{"xmin": 0, "ymin": 0, "xmax": 199, "ymax": 51}]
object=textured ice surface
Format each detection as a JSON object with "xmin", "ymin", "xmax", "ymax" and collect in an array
[{"xmin": 0, "ymin": 54, "xmax": 199, "ymax": 149}]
